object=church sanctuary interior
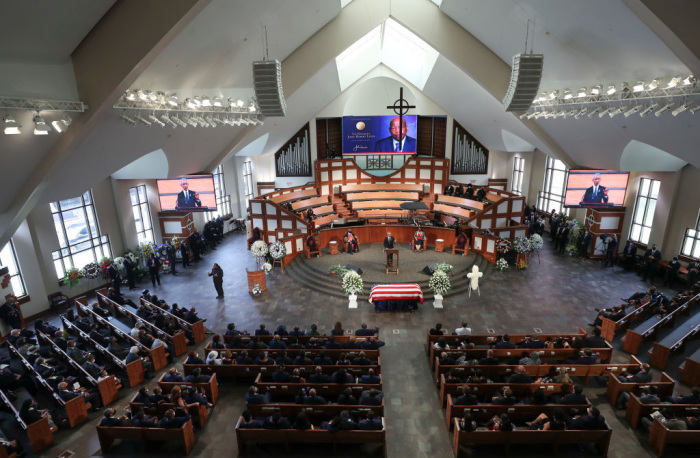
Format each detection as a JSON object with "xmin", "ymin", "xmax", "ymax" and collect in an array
[{"xmin": 3, "ymin": 0, "xmax": 700, "ymax": 457}]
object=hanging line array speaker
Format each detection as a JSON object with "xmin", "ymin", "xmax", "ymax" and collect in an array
[
  {"xmin": 253, "ymin": 60, "xmax": 287, "ymax": 117},
  {"xmin": 502, "ymin": 53, "xmax": 544, "ymax": 112}
]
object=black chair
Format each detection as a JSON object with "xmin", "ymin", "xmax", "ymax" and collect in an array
[{"xmin": 47, "ymin": 292, "xmax": 71, "ymax": 312}]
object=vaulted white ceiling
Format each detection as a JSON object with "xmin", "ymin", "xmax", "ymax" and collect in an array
[{"xmin": 1, "ymin": 0, "xmax": 699, "ymax": 246}]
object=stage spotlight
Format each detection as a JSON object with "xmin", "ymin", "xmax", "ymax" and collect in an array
[
  {"xmin": 33, "ymin": 115, "xmax": 50, "ymax": 135},
  {"xmin": 639, "ymin": 103, "xmax": 659, "ymax": 117}
]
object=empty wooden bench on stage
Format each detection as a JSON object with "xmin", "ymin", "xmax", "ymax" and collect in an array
[{"xmin": 369, "ymin": 283, "xmax": 423, "ymax": 312}]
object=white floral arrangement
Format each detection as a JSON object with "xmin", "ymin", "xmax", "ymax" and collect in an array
[
  {"xmin": 566, "ymin": 220, "xmax": 583, "ymax": 254},
  {"xmin": 263, "ymin": 262, "xmax": 273, "ymax": 273},
  {"xmin": 435, "ymin": 262, "xmax": 453, "ymax": 274},
  {"xmin": 496, "ymin": 258, "xmax": 509, "ymax": 272},
  {"xmin": 513, "ymin": 236, "xmax": 531, "ymax": 254},
  {"xmin": 529, "ymin": 233, "xmax": 544, "ymax": 251},
  {"xmin": 125, "ymin": 252, "xmax": 138, "ymax": 264},
  {"xmin": 250, "ymin": 240, "xmax": 268, "ymax": 260},
  {"xmin": 251, "ymin": 283, "xmax": 262, "ymax": 295},
  {"xmin": 342, "ymin": 270, "xmax": 363, "ymax": 295},
  {"xmin": 268, "ymin": 241, "xmax": 287, "ymax": 260},
  {"xmin": 429, "ymin": 270, "xmax": 451, "ymax": 295}
]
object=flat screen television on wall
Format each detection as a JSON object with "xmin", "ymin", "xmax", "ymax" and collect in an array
[
  {"xmin": 564, "ymin": 170, "xmax": 630, "ymax": 208},
  {"xmin": 157, "ymin": 175, "xmax": 216, "ymax": 212},
  {"xmin": 342, "ymin": 115, "xmax": 418, "ymax": 155}
]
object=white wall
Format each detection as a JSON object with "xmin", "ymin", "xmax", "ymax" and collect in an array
[{"xmin": 112, "ymin": 178, "xmax": 163, "ymax": 247}]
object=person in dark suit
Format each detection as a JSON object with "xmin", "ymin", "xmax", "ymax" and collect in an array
[
  {"xmin": 617, "ymin": 363, "xmax": 652, "ymax": 383},
  {"xmin": 602, "ymin": 233, "xmax": 618, "ymax": 268},
  {"xmin": 508, "ymin": 365, "xmax": 533, "ymax": 384},
  {"xmin": 566, "ymin": 348, "xmax": 597, "ymax": 365},
  {"xmin": 454, "ymin": 183, "xmax": 464, "ymax": 197},
  {"xmin": 0, "ymin": 297, "xmax": 23, "ymax": 329},
  {"xmin": 478, "ymin": 349, "xmax": 500, "ymax": 365},
  {"xmin": 579, "ymin": 231, "xmax": 592, "ymax": 258},
  {"xmin": 580, "ymin": 173, "xmax": 609, "ymax": 205},
  {"xmin": 180, "ymin": 241, "xmax": 190, "ymax": 269},
  {"xmin": 571, "ymin": 406, "xmax": 607, "ymax": 430},
  {"xmin": 358, "ymin": 411, "xmax": 383, "ymax": 430},
  {"xmin": 621, "ymin": 240, "xmax": 638, "ymax": 270},
  {"xmin": 122, "ymin": 256, "xmax": 136, "ymax": 290},
  {"xmin": 668, "ymin": 387, "xmax": 700, "ymax": 404},
  {"xmin": 464, "ymin": 183, "xmax": 474, "ymax": 199},
  {"xmin": 664, "ymin": 256, "xmax": 682, "ymax": 286},
  {"xmin": 158, "ymin": 409, "xmax": 191, "ymax": 428},
  {"xmin": 308, "ymin": 366, "xmax": 330, "ymax": 383},
  {"xmin": 107, "ymin": 262, "xmax": 121, "ymax": 294},
  {"xmin": 245, "ymin": 386, "xmax": 271, "ymax": 405},
  {"xmin": 175, "ymin": 178, "xmax": 201, "ymax": 210},
  {"xmin": 444, "ymin": 183, "xmax": 454, "ymax": 196},
  {"xmin": 383, "ymin": 232, "xmax": 395, "ymax": 251},
  {"xmin": 560, "ymin": 384, "xmax": 588, "ymax": 405},
  {"xmin": 454, "ymin": 386, "xmax": 479, "ymax": 405},
  {"xmin": 641, "ymin": 244, "xmax": 662, "ymax": 281},
  {"xmin": 687, "ymin": 260, "xmax": 699, "ymax": 286},
  {"xmin": 146, "ymin": 254, "xmax": 161, "ymax": 287},
  {"xmin": 355, "ymin": 323, "xmax": 379, "ymax": 336},
  {"xmin": 208, "ymin": 263, "xmax": 224, "ymax": 299},
  {"xmin": 358, "ymin": 368, "xmax": 381, "ymax": 384},
  {"xmin": 374, "ymin": 117, "xmax": 417, "ymax": 153},
  {"xmin": 359, "ymin": 389, "xmax": 383, "ymax": 406},
  {"xmin": 493, "ymin": 334, "xmax": 515, "ymax": 349},
  {"xmin": 583, "ymin": 328, "xmax": 608, "ymax": 348}
]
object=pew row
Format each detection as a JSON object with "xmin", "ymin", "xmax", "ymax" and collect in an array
[
  {"xmin": 605, "ymin": 372, "xmax": 676, "ymax": 407},
  {"xmin": 96, "ymin": 418, "xmax": 195, "ymax": 455},
  {"xmin": 626, "ymin": 393, "xmax": 700, "ymax": 430},
  {"xmin": 157, "ymin": 372, "xmax": 219, "ymax": 404},
  {"xmin": 0, "ymin": 390, "xmax": 54, "ymax": 453},
  {"xmin": 649, "ymin": 416, "xmax": 700, "ymax": 457},
  {"xmin": 425, "ymin": 329, "xmax": 587, "ymax": 355}
]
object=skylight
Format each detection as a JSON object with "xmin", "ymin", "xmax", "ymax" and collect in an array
[
  {"xmin": 341, "ymin": 0, "xmax": 355, "ymax": 8},
  {"xmin": 335, "ymin": 18, "xmax": 439, "ymax": 91}
]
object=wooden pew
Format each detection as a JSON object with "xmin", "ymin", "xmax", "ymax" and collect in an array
[
  {"xmin": 452, "ymin": 417, "xmax": 612, "ymax": 457},
  {"xmin": 606, "ymin": 372, "xmax": 676, "ymax": 407},
  {"xmin": 5, "ymin": 342, "xmax": 89, "ymax": 429},
  {"xmin": 201, "ymin": 347, "xmax": 380, "ymax": 364},
  {"xmin": 61, "ymin": 314, "xmax": 145, "ymax": 388},
  {"xmin": 341, "ymin": 183, "xmax": 423, "ymax": 194},
  {"xmin": 431, "ymin": 203, "xmax": 473, "ymax": 220},
  {"xmin": 245, "ymin": 403, "xmax": 383, "ymax": 422},
  {"xmin": 224, "ymin": 333, "xmax": 380, "ymax": 346},
  {"xmin": 445, "ymin": 394, "xmax": 591, "ymax": 431},
  {"xmin": 432, "ymin": 343, "xmax": 614, "ymax": 375},
  {"xmin": 600, "ymin": 298, "xmax": 660, "ymax": 342},
  {"xmin": 37, "ymin": 331, "xmax": 119, "ymax": 407},
  {"xmin": 680, "ymin": 347, "xmax": 700, "ymax": 387},
  {"xmin": 157, "ymin": 372, "xmax": 219, "ymax": 404},
  {"xmin": 130, "ymin": 394, "xmax": 208, "ymax": 429},
  {"xmin": 268, "ymin": 188, "xmax": 318, "ymax": 204},
  {"xmin": 351, "ymin": 200, "xmax": 416, "ymax": 211},
  {"xmin": 436, "ymin": 195, "xmax": 485, "ymax": 211},
  {"xmin": 649, "ymin": 309, "xmax": 700, "ymax": 370},
  {"xmin": 183, "ymin": 362, "xmax": 380, "ymax": 382},
  {"xmin": 345, "ymin": 191, "xmax": 420, "ymax": 202},
  {"xmin": 253, "ymin": 373, "xmax": 382, "ymax": 400},
  {"xmin": 135, "ymin": 298, "xmax": 189, "ymax": 356},
  {"xmin": 235, "ymin": 415, "xmax": 386, "ymax": 457},
  {"xmin": 96, "ymin": 418, "xmax": 195, "ymax": 455},
  {"xmin": 484, "ymin": 192, "xmax": 505, "ymax": 203},
  {"xmin": 626, "ymin": 393, "xmax": 700, "ymax": 430},
  {"xmin": 649, "ymin": 416, "xmax": 700, "ymax": 457},
  {"xmin": 623, "ymin": 298, "xmax": 696, "ymax": 354},
  {"xmin": 356, "ymin": 210, "xmax": 406, "ymax": 220},
  {"xmin": 438, "ymin": 376, "xmax": 569, "ymax": 407},
  {"xmin": 312, "ymin": 213, "xmax": 337, "ymax": 228},
  {"xmin": 291, "ymin": 196, "xmax": 329, "ymax": 211},
  {"xmin": 100, "ymin": 287, "xmax": 205, "ymax": 346},
  {"xmin": 306, "ymin": 204, "xmax": 334, "ymax": 216},
  {"xmin": 425, "ymin": 330, "xmax": 587, "ymax": 355},
  {"xmin": 0, "ymin": 390, "xmax": 54, "ymax": 453}
]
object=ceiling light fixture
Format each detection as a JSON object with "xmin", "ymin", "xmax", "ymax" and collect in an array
[
  {"xmin": 574, "ymin": 107, "xmax": 588, "ymax": 119},
  {"xmin": 33, "ymin": 115, "xmax": 50, "ymax": 135},
  {"xmin": 172, "ymin": 115, "xmax": 188, "ymax": 128},
  {"xmin": 606, "ymin": 85, "xmax": 617, "ymax": 95},
  {"xmin": 51, "ymin": 114, "xmax": 72, "ymax": 133},
  {"xmin": 688, "ymin": 104, "xmax": 700, "ymax": 114},
  {"xmin": 587, "ymin": 106, "xmax": 603, "ymax": 118},
  {"xmin": 682, "ymin": 75, "xmax": 696, "ymax": 86},
  {"xmin": 598, "ymin": 107, "xmax": 611, "ymax": 118},
  {"xmin": 148, "ymin": 115, "xmax": 165, "ymax": 127},
  {"xmin": 201, "ymin": 96, "xmax": 211, "ymax": 107},
  {"xmin": 624, "ymin": 105, "xmax": 643, "ymax": 117},
  {"xmin": 563, "ymin": 89, "xmax": 573, "ymax": 100},
  {"xmin": 632, "ymin": 81, "xmax": 646, "ymax": 92},
  {"xmin": 3, "ymin": 115, "xmax": 21, "ymax": 134},
  {"xmin": 160, "ymin": 114, "xmax": 177, "ymax": 128},
  {"xmin": 647, "ymin": 78, "xmax": 661, "ymax": 90},
  {"xmin": 591, "ymin": 85, "xmax": 602, "ymax": 95},
  {"xmin": 609, "ymin": 106, "xmax": 627, "ymax": 118},
  {"xmin": 166, "ymin": 94, "xmax": 178, "ymax": 106},
  {"xmin": 577, "ymin": 87, "xmax": 587, "ymax": 98},
  {"xmin": 654, "ymin": 102, "xmax": 674, "ymax": 117},
  {"xmin": 671, "ymin": 103, "xmax": 689, "ymax": 116},
  {"xmin": 120, "ymin": 114, "xmax": 136, "ymax": 126}
]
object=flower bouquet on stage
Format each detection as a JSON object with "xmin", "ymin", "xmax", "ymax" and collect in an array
[
  {"xmin": 429, "ymin": 270, "xmax": 451, "ymax": 308},
  {"xmin": 247, "ymin": 240, "xmax": 268, "ymax": 294},
  {"xmin": 342, "ymin": 270, "xmax": 363, "ymax": 309}
]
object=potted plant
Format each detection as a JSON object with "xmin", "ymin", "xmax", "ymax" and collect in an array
[
  {"xmin": 496, "ymin": 258, "xmax": 509, "ymax": 272},
  {"xmin": 328, "ymin": 264, "xmax": 346, "ymax": 275},
  {"xmin": 342, "ymin": 270, "xmax": 363, "ymax": 308},
  {"xmin": 435, "ymin": 262, "xmax": 453, "ymax": 274},
  {"xmin": 429, "ymin": 270, "xmax": 451, "ymax": 308}
]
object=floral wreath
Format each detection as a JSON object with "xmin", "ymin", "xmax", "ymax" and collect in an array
[
  {"xmin": 529, "ymin": 233, "xmax": 544, "ymax": 251},
  {"xmin": 263, "ymin": 262, "xmax": 273, "ymax": 272},
  {"xmin": 250, "ymin": 240, "xmax": 268, "ymax": 260},
  {"xmin": 83, "ymin": 262, "xmax": 101, "ymax": 279},
  {"xmin": 268, "ymin": 241, "xmax": 287, "ymax": 261},
  {"xmin": 496, "ymin": 237, "xmax": 512, "ymax": 254},
  {"xmin": 156, "ymin": 244, "xmax": 169, "ymax": 258},
  {"xmin": 513, "ymin": 236, "xmax": 531, "ymax": 254}
]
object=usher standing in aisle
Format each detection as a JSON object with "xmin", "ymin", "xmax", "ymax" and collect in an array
[{"xmin": 209, "ymin": 263, "xmax": 224, "ymax": 299}]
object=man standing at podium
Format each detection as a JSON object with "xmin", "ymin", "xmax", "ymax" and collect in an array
[{"xmin": 383, "ymin": 232, "xmax": 395, "ymax": 251}]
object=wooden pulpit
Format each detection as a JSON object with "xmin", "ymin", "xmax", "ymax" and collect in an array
[{"xmin": 386, "ymin": 249, "xmax": 399, "ymax": 275}]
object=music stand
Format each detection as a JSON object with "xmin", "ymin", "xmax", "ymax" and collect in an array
[{"xmin": 386, "ymin": 249, "xmax": 399, "ymax": 275}]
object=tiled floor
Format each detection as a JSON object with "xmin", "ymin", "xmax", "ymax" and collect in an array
[{"xmin": 36, "ymin": 230, "xmax": 698, "ymax": 458}]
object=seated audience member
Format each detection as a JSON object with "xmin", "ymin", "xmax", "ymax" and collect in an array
[
  {"xmin": 359, "ymin": 388, "xmax": 384, "ymax": 406},
  {"xmin": 358, "ymin": 411, "xmax": 383, "ymax": 430},
  {"xmin": 132, "ymin": 411, "xmax": 158, "ymax": 427},
  {"xmin": 300, "ymin": 387, "xmax": 326, "ymax": 405},
  {"xmin": 99, "ymin": 407, "xmax": 132, "ymax": 427},
  {"xmin": 668, "ymin": 386, "xmax": 700, "ymax": 404},
  {"xmin": 158, "ymin": 409, "xmax": 191, "ymax": 429},
  {"xmin": 325, "ymin": 335, "xmax": 341, "ymax": 349},
  {"xmin": 487, "ymin": 413, "xmax": 515, "ymax": 431},
  {"xmin": 327, "ymin": 410, "xmax": 356, "ymax": 432},
  {"xmin": 289, "ymin": 325, "xmax": 304, "ymax": 337},
  {"xmin": 429, "ymin": 323, "xmax": 445, "ymax": 335},
  {"xmin": 134, "ymin": 387, "xmax": 153, "ymax": 407},
  {"xmin": 617, "ymin": 363, "xmax": 652, "ymax": 383},
  {"xmin": 508, "ymin": 365, "xmax": 533, "ymax": 384},
  {"xmin": 107, "ymin": 287, "xmax": 137, "ymax": 308},
  {"xmin": 330, "ymin": 368, "xmax": 355, "ymax": 384},
  {"xmin": 186, "ymin": 351, "xmax": 205, "ymax": 365},
  {"xmin": 570, "ymin": 406, "xmax": 607, "ymax": 430},
  {"xmin": 211, "ymin": 335, "xmax": 225, "ymax": 349},
  {"xmin": 149, "ymin": 387, "xmax": 169, "ymax": 404},
  {"xmin": 206, "ymin": 351, "xmax": 223, "ymax": 365},
  {"xmin": 239, "ymin": 409, "xmax": 263, "ymax": 429},
  {"xmin": 271, "ymin": 364, "xmax": 291, "ymax": 383},
  {"xmin": 352, "ymin": 351, "xmax": 371, "ymax": 365},
  {"xmin": 58, "ymin": 381, "xmax": 101, "ymax": 410},
  {"xmin": 492, "ymin": 387, "xmax": 517, "ymax": 406},
  {"xmin": 245, "ymin": 386, "xmax": 271, "ymax": 405},
  {"xmin": 454, "ymin": 386, "xmax": 479, "ymax": 405},
  {"xmin": 126, "ymin": 346, "xmax": 154, "ymax": 377},
  {"xmin": 185, "ymin": 367, "xmax": 211, "ymax": 383},
  {"xmin": 454, "ymin": 321, "xmax": 472, "ymax": 336},
  {"xmin": 493, "ymin": 334, "xmax": 515, "ymax": 349},
  {"xmin": 591, "ymin": 305, "xmax": 626, "ymax": 327},
  {"xmin": 583, "ymin": 327, "xmax": 608, "ymax": 348},
  {"xmin": 641, "ymin": 408, "xmax": 688, "ymax": 431},
  {"xmin": 164, "ymin": 368, "xmax": 184, "ymax": 382},
  {"xmin": 254, "ymin": 323, "xmax": 270, "ymax": 336},
  {"xmin": 433, "ymin": 337, "xmax": 450, "ymax": 350},
  {"xmin": 519, "ymin": 351, "xmax": 542, "ymax": 366},
  {"xmin": 336, "ymin": 353, "xmax": 351, "ymax": 366},
  {"xmin": 560, "ymin": 384, "xmax": 588, "ymax": 405},
  {"xmin": 527, "ymin": 407, "xmax": 569, "ymax": 431},
  {"xmin": 292, "ymin": 411, "xmax": 312, "ymax": 430},
  {"xmin": 566, "ymin": 348, "xmax": 596, "ymax": 365},
  {"xmin": 308, "ymin": 366, "xmax": 330, "ymax": 383},
  {"xmin": 293, "ymin": 352, "xmax": 312, "ymax": 365},
  {"xmin": 478, "ymin": 349, "xmax": 499, "ymax": 365},
  {"xmin": 313, "ymin": 351, "xmax": 333, "ymax": 366},
  {"xmin": 268, "ymin": 334, "xmax": 287, "ymax": 349},
  {"xmin": 518, "ymin": 335, "xmax": 546, "ymax": 349},
  {"xmin": 306, "ymin": 324, "xmax": 320, "ymax": 336},
  {"xmin": 225, "ymin": 323, "xmax": 245, "ymax": 336},
  {"xmin": 355, "ymin": 323, "xmax": 379, "ymax": 336},
  {"xmin": 525, "ymin": 388, "xmax": 549, "ymax": 406},
  {"xmin": 336, "ymin": 388, "xmax": 358, "ymax": 405},
  {"xmin": 459, "ymin": 413, "xmax": 478, "ymax": 432},
  {"xmin": 359, "ymin": 368, "xmax": 381, "ymax": 384},
  {"xmin": 289, "ymin": 368, "xmax": 305, "ymax": 384}
]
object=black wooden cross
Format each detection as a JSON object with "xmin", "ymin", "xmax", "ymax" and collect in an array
[{"xmin": 386, "ymin": 87, "xmax": 416, "ymax": 145}]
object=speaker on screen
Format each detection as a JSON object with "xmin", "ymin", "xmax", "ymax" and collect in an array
[
  {"xmin": 253, "ymin": 60, "xmax": 287, "ymax": 117},
  {"xmin": 502, "ymin": 53, "xmax": 544, "ymax": 112}
]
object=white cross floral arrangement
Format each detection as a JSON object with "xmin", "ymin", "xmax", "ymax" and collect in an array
[
  {"xmin": 429, "ymin": 270, "xmax": 451, "ymax": 295},
  {"xmin": 268, "ymin": 241, "xmax": 287, "ymax": 261},
  {"xmin": 496, "ymin": 258, "xmax": 509, "ymax": 272},
  {"xmin": 529, "ymin": 233, "xmax": 544, "ymax": 251},
  {"xmin": 496, "ymin": 237, "xmax": 512, "ymax": 254},
  {"xmin": 342, "ymin": 270, "xmax": 363, "ymax": 296},
  {"xmin": 263, "ymin": 262, "xmax": 273, "ymax": 273},
  {"xmin": 513, "ymin": 236, "xmax": 531, "ymax": 254},
  {"xmin": 435, "ymin": 262, "xmax": 454, "ymax": 274}
]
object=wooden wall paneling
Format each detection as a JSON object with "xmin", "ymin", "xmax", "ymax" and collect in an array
[
  {"xmin": 256, "ymin": 182, "xmax": 276, "ymax": 195},
  {"xmin": 158, "ymin": 212, "xmax": 195, "ymax": 238},
  {"xmin": 585, "ymin": 207, "xmax": 626, "ymax": 259},
  {"xmin": 319, "ymin": 226, "xmax": 455, "ymax": 249}
]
